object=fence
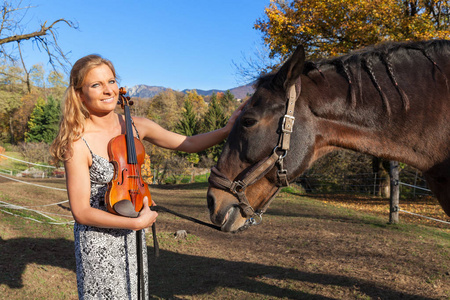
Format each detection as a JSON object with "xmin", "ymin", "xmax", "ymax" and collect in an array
[
  {"xmin": 389, "ymin": 161, "xmax": 450, "ymax": 225},
  {"xmin": 0, "ymin": 153, "xmax": 64, "ymax": 178},
  {"xmin": 295, "ymin": 171, "xmax": 433, "ymax": 198},
  {"xmin": 296, "ymin": 163, "xmax": 449, "ymax": 226}
]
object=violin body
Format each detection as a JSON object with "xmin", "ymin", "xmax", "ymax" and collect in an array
[{"xmin": 105, "ymin": 87, "xmax": 152, "ymax": 217}]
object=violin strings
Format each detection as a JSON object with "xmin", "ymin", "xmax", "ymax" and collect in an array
[{"xmin": 125, "ymin": 102, "xmax": 139, "ymax": 208}]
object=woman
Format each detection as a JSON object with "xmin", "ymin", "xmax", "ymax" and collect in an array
[{"xmin": 50, "ymin": 54, "xmax": 243, "ymax": 299}]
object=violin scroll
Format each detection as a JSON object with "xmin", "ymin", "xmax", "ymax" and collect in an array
[{"xmin": 118, "ymin": 87, "xmax": 134, "ymax": 107}]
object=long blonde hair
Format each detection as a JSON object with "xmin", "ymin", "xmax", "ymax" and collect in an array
[{"xmin": 50, "ymin": 54, "xmax": 117, "ymax": 162}]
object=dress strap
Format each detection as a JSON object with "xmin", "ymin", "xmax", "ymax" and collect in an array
[
  {"xmin": 130, "ymin": 117, "xmax": 140, "ymax": 140},
  {"xmin": 80, "ymin": 137, "xmax": 94, "ymax": 158}
]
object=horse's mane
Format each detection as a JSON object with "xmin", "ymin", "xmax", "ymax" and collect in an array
[
  {"xmin": 304, "ymin": 39, "xmax": 450, "ymax": 115},
  {"xmin": 259, "ymin": 40, "xmax": 450, "ymax": 115}
]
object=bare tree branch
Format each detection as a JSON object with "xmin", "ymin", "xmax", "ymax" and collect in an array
[
  {"xmin": 232, "ymin": 45, "xmax": 281, "ymax": 84},
  {"xmin": 0, "ymin": 1, "xmax": 77, "ymax": 77},
  {"xmin": 17, "ymin": 41, "xmax": 31, "ymax": 92},
  {"xmin": 0, "ymin": 19, "xmax": 73, "ymax": 45}
]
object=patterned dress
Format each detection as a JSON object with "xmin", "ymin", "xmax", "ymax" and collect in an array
[{"xmin": 74, "ymin": 138, "xmax": 148, "ymax": 300}]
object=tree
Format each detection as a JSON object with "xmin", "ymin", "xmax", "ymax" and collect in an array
[
  {"xmin": 47, "ymin": 70, "xmax": 66, "ymax": 88},
  {"xmin": 0, "ymin": 1, "xmax": 75, "ymax": 142},
  {"xmin": 8, "ymin": 91, "xmax": 39, "ymax": 143},
  {"xmin": 46, "ymin": 69, "xmax": 67, "ymax": 99},
  {"xmin": 0, "ymin": 89, "xmax": 21, "ymax": 142},
  {"xmin": 0, "ymin": 63, "xmax": 25, "ymax": 91},
  {"xmin": 184, "ymin": 90, "xmax": 207, "ymax": 117},
  {"xmin": 175, "ymin": 98, "xmax": 201, "ymax": 179},
  {"xmin": 201, "ymin": 93, "xmax": 228, "ymax": 161},
  {"xmin": 30, "ymin": 63, "xmax": 45, "ymax": 88},
  {"xmin": 0, "ymin": 1, "xmax": 76, "ymax": 94},
  {"xmin": 0, "ymin": 1, "xmax": 76, "ymax": 71},
  {"xmin": 255, "ymin": 0, "xmax": 450, "ymax": 66},
  {"xmin": 25, "ymin": 96, "xmax": 60, "ymax": 143},
  {"xmin": 219, "ymin": 90, "xmax": 237, "ymax": 116},
  {"xmin": 147, "ymin": 89, "xmax": 184, "ymax": 131},
  {"xmin": 176, "ymin": 98, "xmax": 199, "ymax": 137}
]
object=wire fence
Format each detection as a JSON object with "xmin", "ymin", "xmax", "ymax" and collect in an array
[
  {"xmin": 295, "ymin": 171, "xmax": 433, "ymax": 198},
  {"xmin": 296, "ymin": 170, "xmax": 450, "ymax": 225},
  {"xmin": 0, "ymin": 153, "xmax": 64, "ymax": 178},
  {"xmin": 0, "ymin": 155, "xmax": 73, "ymax": 225}
]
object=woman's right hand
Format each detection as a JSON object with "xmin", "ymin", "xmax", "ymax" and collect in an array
[{"xmin": 135, "ymin": 196, "xmax": 158, "ymax": 230}]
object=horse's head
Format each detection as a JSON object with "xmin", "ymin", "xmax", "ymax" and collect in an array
[{"xmin": 207, "ymin": 45, "xmax": 320, "ymax": 232}]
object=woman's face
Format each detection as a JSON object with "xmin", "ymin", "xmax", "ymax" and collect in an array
[{"xmin": 79, "ymin": 64, "xmax": 119, "ymax": 115}]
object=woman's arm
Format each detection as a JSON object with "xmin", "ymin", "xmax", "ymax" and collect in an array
[
  {"xmin": 65, "ymin": 139, "xmax": 157, "ymax": 231},
  {"xmin": 137, "ymin": 100, "xmax": 246, "ymax": 153}
]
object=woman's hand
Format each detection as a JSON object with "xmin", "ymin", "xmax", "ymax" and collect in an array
[
  {"xmin": 135, "ymin": 196, "xmax": 158, "ymax": 230},
  {"xmin": 223, "ymin": 99, "xmax": 248, "ymax": 134}
]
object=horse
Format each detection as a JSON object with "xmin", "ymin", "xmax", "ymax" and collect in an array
[{"xmin": 207, "ymin": 39, "xmax": 450, "ymax": 232}]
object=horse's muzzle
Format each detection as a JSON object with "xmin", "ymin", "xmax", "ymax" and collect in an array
[{"xmin": 207, "ymin": 189, "xmax": 247, "ymax": 232}]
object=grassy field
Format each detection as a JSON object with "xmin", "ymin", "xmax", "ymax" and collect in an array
[{"xmin": 0, "ymin": 176, "xmax": 449, "ymax": 299}]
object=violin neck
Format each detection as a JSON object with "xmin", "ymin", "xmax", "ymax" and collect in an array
[{"xmin": 124, "ymin": 104, "xmax": 138, "ymax": 165}]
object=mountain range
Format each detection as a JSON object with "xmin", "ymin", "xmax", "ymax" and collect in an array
[{"xmin": 125, "ymin": 82, "xmax": 255, "ymax": 100}]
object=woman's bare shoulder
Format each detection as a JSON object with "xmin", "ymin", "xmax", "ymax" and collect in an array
[{"xmin": 65, "ymin": 138, "xmax": 91, "ymax": 166}]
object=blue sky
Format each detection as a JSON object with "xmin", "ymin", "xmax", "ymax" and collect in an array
[{"xmin": 16, "ymin": 0, "xmax": 272, "ymax": 91}]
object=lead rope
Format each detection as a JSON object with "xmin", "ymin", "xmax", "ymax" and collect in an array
[{"xmin": 149, "ymin": 205, "xmax": 222, "ymax": 258}]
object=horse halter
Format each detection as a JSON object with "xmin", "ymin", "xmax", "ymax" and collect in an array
[{"xmin": 208, "ymin": 84, "xmax": 300, "ymax": 224}]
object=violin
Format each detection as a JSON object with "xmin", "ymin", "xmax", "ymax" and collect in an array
[{"xmin": 105, "ymin": 87, "xmax": 152, "ymax": 217}]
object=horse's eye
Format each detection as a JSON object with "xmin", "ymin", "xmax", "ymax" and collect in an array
[{"xmin": 242, "ymin": 118, "xmax": 257, "ymax": 128}]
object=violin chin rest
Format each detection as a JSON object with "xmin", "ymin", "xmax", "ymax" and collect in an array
[{"xmin": 114, "ymin": 200, "xmax": 139, "ymax": 218}]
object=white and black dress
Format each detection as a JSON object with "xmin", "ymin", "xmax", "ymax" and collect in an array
[{"xmin": 73, "ymin": 137, "xmax": 148, "ymax": 300}]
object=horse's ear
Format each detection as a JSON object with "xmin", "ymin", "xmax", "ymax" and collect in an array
[{"xmin": 275, "ymin": 44, "xmax": 305, "ymax": 90}]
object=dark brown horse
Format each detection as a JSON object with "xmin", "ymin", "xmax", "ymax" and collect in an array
[{"xmin": 207, "ymin": 39, "xmax": 450, "ymax": 232}]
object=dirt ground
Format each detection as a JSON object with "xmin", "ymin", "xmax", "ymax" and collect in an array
[
  {"xmin": 0, "ymin": 178, "xmax": 449, "ymax": 299},
  {"xmin": 147, "ymin": 184, "xmax": 450, "ymax": 299}
]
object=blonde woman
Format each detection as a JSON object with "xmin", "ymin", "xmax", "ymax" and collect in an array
[{"xmin": 51, "ymin": 54, "xmax": 243, "ymax": 299}]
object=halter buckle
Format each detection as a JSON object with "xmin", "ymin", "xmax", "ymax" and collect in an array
[
  {"xmin": 230, "ymin": 180, "xmax": 246, "ymax": 194},
  {"xmin": 282, "ymin": 115, "xmax": 295, "ymax": 133}
]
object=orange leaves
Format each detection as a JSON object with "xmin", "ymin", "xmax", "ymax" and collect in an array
[
  {"xmin": 185, "ymin": 90, "xmax": 207, "ymax": 117},
  {"xmin": 141, "ymin": 154, "xmax": 153, "ymax": 184},
  {"xmin": 316, "ymin": 195, "xmax": 450, "ymax": 230},
  {"xmin": 256, "ymin": 0, "xmax": 450, "ymax": 60}
]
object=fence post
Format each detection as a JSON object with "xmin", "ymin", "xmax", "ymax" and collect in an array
[{"xmin": 389, "ymin": 161, "xmax": 399, "ymax": 224}]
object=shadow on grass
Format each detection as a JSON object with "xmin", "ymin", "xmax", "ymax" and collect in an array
[
  {"xmin": 0, "ymin": 236, "xmax": 76, "ymax": 288},
  {"xmin": 148, "ymin": 248, "xmax": 433, "ymax": 300},
  {"xmin": 0, "ymin": 236, "xmax": 434, "ymax": 300}
]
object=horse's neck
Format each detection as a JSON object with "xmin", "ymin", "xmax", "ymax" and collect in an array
[
  {"xmin": 305, "ymin": 75, "xmax": 445, "ymax": 172},
  {"xmin": 315, "ymin": 116, "xmax": 428, "ymax": 170}
]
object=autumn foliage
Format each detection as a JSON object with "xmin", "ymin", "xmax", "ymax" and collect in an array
[{"xmin": 255, "ymin": 0, "xmax": 450, "ymax": 61}]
